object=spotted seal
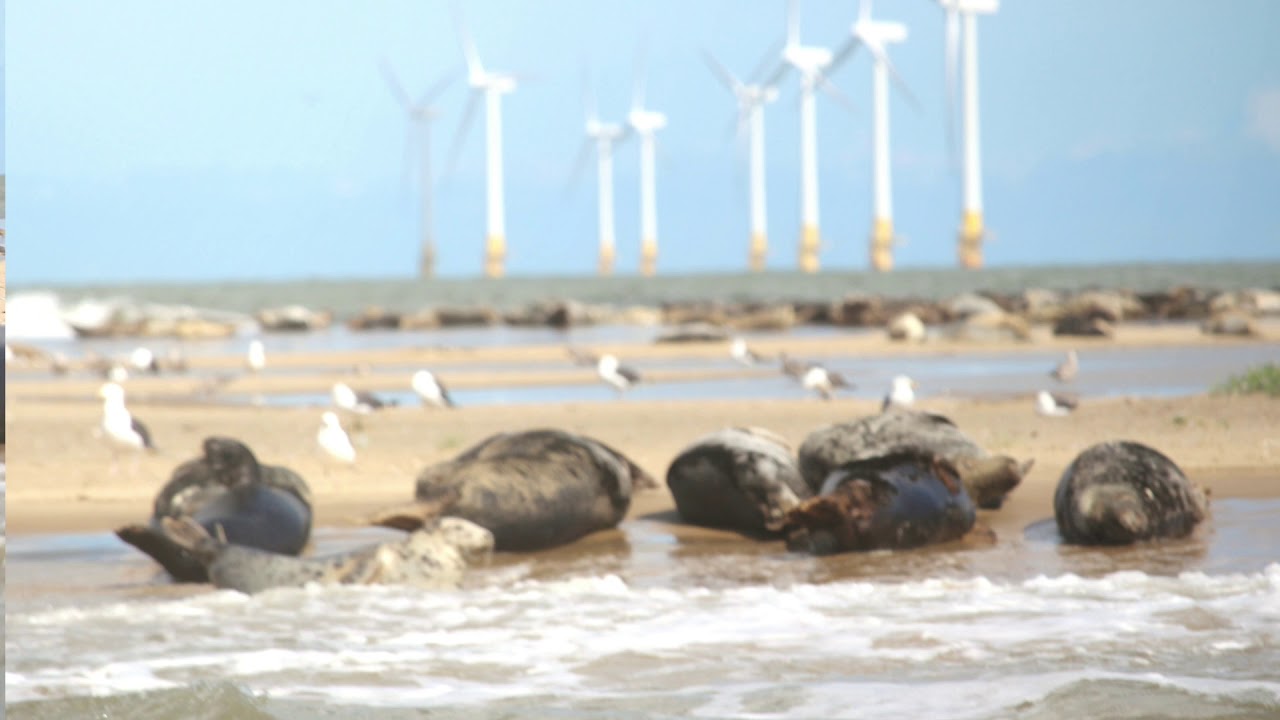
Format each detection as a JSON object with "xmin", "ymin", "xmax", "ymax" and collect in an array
[
  {"xmin": 115, "ymin": 436, "xmax": 313, "ymax": 582},
  {"xmin": 369, "ymin": 428, "xmax": 656, "ymax": 551},
  {"xmin": 1054, "ymin": 440, "xmax": 1209, "ymax": 545},
  {"xmin": 160, "ymin": 516, "xmax": 493, "ymax": 594}
]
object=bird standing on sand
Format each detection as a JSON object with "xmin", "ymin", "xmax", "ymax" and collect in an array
[
  {"xmin": 1051, "ymin": 350, "xmax": 1078, "ymax": 383},
  {"xmin": 317, "ymin": 411, "xmax": 357, "ymax": 465},
  {"xmin": 1036, "ymin": 390, "xmax": 1078, "ymax": 417},
  {"xmin": 729, "ymin": 338, "xmax": 766, "ymax": 366},
  {"xmin": 882, "ymin": 375, "xmax": 918, "ymax": 411},
  {"xmin": 802, "ymin": 365, "xmax": 853, "ymax": 401},
  {"xmin": 332, "ymin": 382, "xmax": 388, "ymax": 415},
  {"xmin": 411, "ymin": 370, "xmax": 455, "ymax": 409},
  {"xmin": 130, "ymin": 347, "xmax": 160, "ymax": 374},
  {"xmin": 246, "ymin": 339, "xmax": 266, "ymax": 374},
  {"xmin": 597, "ymin": 354, "xmax": 642, "ymax": 396},
  {"xmin": 98, "ymin": 382, "xmax": 156, "ymax": 473}
]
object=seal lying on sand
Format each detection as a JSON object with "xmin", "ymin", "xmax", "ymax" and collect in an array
[
  {"xmin": 665, "ymin": 427, "xmax": 811, "ymax": 536},
  {"xmin": 798, "ymin": 409, "xmax": 1033, "ymax": 510},
  {"xmin": 782, "ymin": 452, "xmax": 977, "ymax": 555},
  {"xmin": 1054, "ymin": 440, "xmax": 1209, "ymax": 545},
  {"xmin": 160, "ymin": 516, "xmax": 493, "ymax": 594},
  {"xmin": 115, "ymin": 436, "xmax": 313, "ymax": 582},
  {"xmin": 369, "ymin": 429, "xmax": 656, "ymax": 551}
]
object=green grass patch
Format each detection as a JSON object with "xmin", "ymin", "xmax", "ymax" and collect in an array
[{"xmin": 1213, "ymin": 363, "xmax": 1280, "ymax": 397}]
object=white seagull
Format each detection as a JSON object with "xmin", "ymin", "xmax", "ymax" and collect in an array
[
  {"xmin": 882, "ymin": 374, "xmax": 918, "ymax": 411},
  {"xmin": 317, "ymin": 411, "xmax": 357, "ymax": 465},
  {"xmin": 1051, "ymin": 350, "xmax": 1079, "ymax": 383},
  {"xmin": 331, "ymin": 382, "xmax": 389, "ymax": 415},
  {"xmin": 98, "ymin": 382, "xmax": 156, "ymax": 473},
  {"xmin": 1036, "ymin": 390, "xmax": 1078, "ymax": 417},
  {"xmin": 597, "ymin": 354, "xmax": 642, "ymax": 396},
  {"xmin": 129, "ymin": 346, "xmax": 160, "ymax": 374},
  {"xmin": 411, "ymin": 370, "xmax": 455, "ymax": 409},
  {"xmin": 246, "ymin": 339, "xmax": 266, "ymax": 374},
  {"xmin": 729, "ymin": 337, "xmax": 766, "ymax": 366},
  {"xmin": 802, "ymin": 365, "xmax": 853, "ymax": 401}
]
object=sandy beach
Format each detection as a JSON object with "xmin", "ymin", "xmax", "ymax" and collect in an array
[{"xmin": 6, "ymin": 326, "xmax": 1278, "ymax": 541}]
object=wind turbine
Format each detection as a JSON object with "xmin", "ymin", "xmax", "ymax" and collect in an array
[
  {"xmin": 828, "ymin": 1, "xmax": 914, "ymax": 272},
  {"xmin": 448, "ymin": 7, "xmax": 518, "ymax": 278},
  {"xmin": 628, "ymin": 63, "xmax": 667, "ymax": 277},
  {"xmin": 937, "ymin": 0, "xmax": 999, "ymax": 269},
  {"xmin": 704, "ymin": 52, "xmax": 779, "ymax": 272},
  {"xmin": 573, "ymin": 74, "xmax": 630, "ymax": 276},
  {"xmin": 764, "ymin": 0, "xmax": 839, "ymax": 274},
  {"xmin": 380, "ymin": 61, "xmax": 454, "ymax": 279}
]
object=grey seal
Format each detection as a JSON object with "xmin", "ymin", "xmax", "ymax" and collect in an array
[
  {"xmin": 1054, "ymin": 440, "xmax": 1209, "ymax": 545},
  {"xmin": 161, "ymin": 516, "xmax": 493, "ymax": 594},
  {"xmin": 369, "ymin": 428, "xmax": 656, "ymax": 551},
  {"xmin": 798, "ymin": 409, "xmax": 1033, "ymax": 510},
  {"xmin": 665, "ymin": 426, "xmax": 811, "ymax": 535},
  {"xmin": 115, "ymin": 436, "xmax": 313, "ymax": 582}
]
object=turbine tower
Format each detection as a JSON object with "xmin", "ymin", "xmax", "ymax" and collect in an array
[
  {"xmin": 764, "ymin": 0, "xmax": 837, "ymax": 274},
  {"xmin": 628, "ymin": 70, "xmax": 666, "ymax": 277},
  {"xmin": 704, "ymin": 52, "xmax": 779, "ymax": 272},
  {"xmin": 379, "ymin": 61, "xmax": 453, "ymax": 279},
  {"xmin": 939, "ymin": 0, "xmax": 999, "ymax": 269},
  {"xmin": 449, "ymin": 7, "xmax": 518, "ymax": 278},
  {"xmin": 829, "ymin": 1, "xmax": 914, "ymax": 272},
  {"xmin": 576, "ymin": 78, "xmax": 630, "ymax": 276}
]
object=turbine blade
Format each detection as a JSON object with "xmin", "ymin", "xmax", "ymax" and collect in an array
[
  {"xmin": 867, "ymin": 43, "xmax": 920, "ymax": 110},
  {"xmin": 444, "ymin": 90, "xmax": 480, "ymax": 177},
  {"xmin": 379, "ymin": 59, "xmax": 412, "ymax": 110},
  {"xmin": 825, "ymin": 36, "xmax": 861, "ymax": 76},
  {"xmin": 450, "ymin": 2, "xmax": 483, "ymax": 76},
  {"xmin": 786, "ymin": 0, "xmax": 800, "ymax": 48},
  {"xmin": 816, "ymin": 74, "xmax": 857, "ymax": 115},
  {"xmin": 702, "ymin": 51, "xmax": 742, "ymax": 95},
  {"xmin": 419, "ymin": 65, "xmax": 459, "ymax": 107},
  {"xmin": 563, "ymin": 138, "xmax": 593, "ymax": 199},
  {"xmin": 748, "ymin": 37, "xmax": 785, "ymax": 83},
  {"xmin": 761, "ymin": 60, "xmax": 792, "ymax": 91}
]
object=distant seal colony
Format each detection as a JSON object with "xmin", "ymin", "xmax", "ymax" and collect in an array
[
  {"xmin": 1054, "ymin": 440, "xmax": 1208, "ymax": 545},
  {"xmin": 159, "ymin": 515, "xmax": 494, "ymax": 594},
  {"xmin": 115, "ymin": 436, "xmax": 314, "ymax": 582},
  {"xmin": 369, "ymin": 429, "xmax": 657, "ymax": 551}
]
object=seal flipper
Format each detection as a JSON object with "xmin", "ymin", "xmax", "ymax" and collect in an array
[
  {"xmin": 160, "ymin": 516, "xmax": 223, "ymax": 562},
  {"xmin": 366, "ymin": 501, "xmax": 449, "ymax": 532},
  {"xmin": 114, "ymin": 522, "xmax": 210, "ymax": 583}
]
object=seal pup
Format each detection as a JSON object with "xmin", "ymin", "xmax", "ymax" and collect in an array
[
  {"xmin": 115, "ymin": 436, "xmax": 313, "ymax": 582},
  {"xmin": 161, "ymin": 515, "xmax": 494, "ymax": 595},
  {"xmin": 369, "ymin": 428, "xmax": 656, "ymax": 551},
  {"xmin": 782, "ymin": 452, "xmax": 977, "ymax": 555},
  {"xmin": 665, "ymin": 427, "xmax": 811, "ymax": 536},
  {"xmin": 1054, "ymin": 440, "xmax": 1208, "ymax": 546},
  {"xmin": 799, "ymin": 409, "xmax": 1033, "ymax": 510}
]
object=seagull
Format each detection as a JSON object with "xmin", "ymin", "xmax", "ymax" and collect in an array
[
  {"xmin": 802, "ymin": 365, "xmax": 853, "ymax": 401},
  {"xmin": 317, "ymin": 411, "xmax": 357, "ymax": 465},
  {"xmin": 98, "ymin": 382, "xmax": 156, "ymax": 473},
  {"xmin": 1051, "ymin": 350, "xmax": 1079, "ymax": 383},
  {"xmin": 331, "ymin": 382, "xmax": 388, "ymax": 415},
  {"xmin": 729, "ymin": 338, "xmax": 767, "ymax": 366},
  {"xmin": 411, "ymin": 370, "xmax": 455, "ymax": 409},
  {"xmin": 882, "ymin": 375, "xmax": 918, "ymax": 411},
  {"xmin": 129, "ymin": 346, "xmax": 160, "ymax": 374},
  {"xmin": 246, "ymin": 339, "xmax": 266, "ymax": 374},
  {"xmin": 597, "ymin": 354, "xmax": 642, "ymax": 396},
  {"xmin": 1036, "ymin": 390, "xmax": 1078, "ymax": 417},
  {"xmin": 779, "ymin": 353, "xmax": 812, "ymax": 380}
]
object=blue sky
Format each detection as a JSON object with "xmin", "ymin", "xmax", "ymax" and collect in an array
[{"xmin": 6, "ymin": 0, "xmax": 1280, "ymax": 283}]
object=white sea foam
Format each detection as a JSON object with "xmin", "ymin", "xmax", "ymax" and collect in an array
[
  {"xmin": 7, "ymin": 565, "xmax": 1280, "ymax": 714},
  {"xmin": 6, "ymin": 291, "xmax": 76, "ymax": 340}
]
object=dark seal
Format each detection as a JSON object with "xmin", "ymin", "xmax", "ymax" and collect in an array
[
  {"xmin": 369, "ymin": 429, "xmax": 656, "ymax": 551},
  {"xmin": 797, "ymin": 409, "xmax": 1033, "ymax": 510},
  {"xmin": 159, "ymin": 515, "xmax": 493, "ymax": 594},
  {"xmin": 665, "ymin": 427, "xmax": 811, "ymax": 536},
  {"xmin": 782, "ymin": 452, "xmax": 977, "ymax": 555},
  {"xmin": 1054, "ymin": 440, "xmax": 1209, "ymax": 545},
  {"xmin": 115, "ymin": 436, "xmax": 313, "ymax": 582}
]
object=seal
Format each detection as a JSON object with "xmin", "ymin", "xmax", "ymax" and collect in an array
[
  {"xmin": 665, "ymin": 427, "xmax": 811, "ymax": 536},
  {"xmin": 160, "ymin": 515, "xmax": 494, "ymax": 594},
  {"xmin": 797, "ymin": 409, "xmax": 1033, "ymax": 510},
  {"xmin": 115, "ymin": 436, "xmax": 314, "ymax": 582},
  {"xmin": 782, "ymin": 452, "xmax": 977, "ymax": 555},
  {"xmin": 369, "ymin": 428, "xmax": 657, "ymax": 551},
  {"xmin": 1054, "ymin": 440, "xmax": 1209, "ymax": 545}
]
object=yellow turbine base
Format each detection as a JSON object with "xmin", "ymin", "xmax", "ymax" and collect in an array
[
  {"xmin": 640, "ymin": 240, "xmax": 658, "ymax": 277},
  {"xmin": 598, "ymin": 244, "xmax": 616, "ymax": 277},
  {"xmin": 484, "ymin": 235, "xmax": 506, "ymax": 279},
  {"xmin": 798, "ymin": 225, "xmax": 821, "ymax": 274},
  {"xmin": 749, "ymin": 233, "xmax": 768, "ymax": 272},
  {"xmin": 957, "ymin": 211, "xmax": 984, "ymax": 270},
  {"xmin": 870, "ymin": 218, "xmax": 894, "ymax": 273}
]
